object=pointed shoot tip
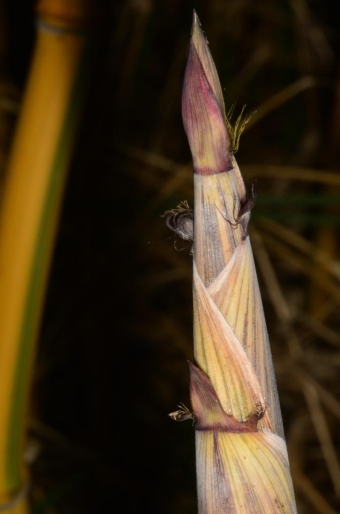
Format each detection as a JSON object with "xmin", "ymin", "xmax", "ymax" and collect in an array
[{"xmin": 191, "ymin": 10, "xmax": 201, "ymax": 35}]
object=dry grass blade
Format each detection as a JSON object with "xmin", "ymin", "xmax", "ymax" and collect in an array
[
  {"xmin": 257, "ymin": 218, "xmax": 340, "ymax": 281},
  {"xmin": 242, "ymin": 165, "xmax": 340, "ymax": 186},
  {"xmin": 301, "ymin": 379, "xmax": 340, "ymax": 497},
  {"xmin": 288, "ymin": 413, "xmax": 338, "ymax": 513},
  {"xmin": 288, "ymin": 369, "xmax": 340, "ymax": 422},
  {"xmin": 246, "ymin": 76, "xmax": 322, "ymax": 130},
  {"xmin": 260, "ymin": 231, "xmax": 340, "ymax": 305},
  {"xmin": 292, "ymin": 467, "xmax": 337, "ymax": 514},
  {"xmin": 147, "ymin": 165, "xmax": 192, "ymax": 211},
  {"xmin": 311, "ymin": 380, "xmax": 340, "ymax": 420},
  {"xmin": 297, "ymin": 312, "xmax": 340, "ymax": 349}
]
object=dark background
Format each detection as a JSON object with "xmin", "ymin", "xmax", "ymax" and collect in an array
[{"xmin": 1, "ymin": 0, "xmax": 340, "ymax": 512}]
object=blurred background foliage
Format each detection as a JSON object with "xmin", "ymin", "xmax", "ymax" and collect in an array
[{"xmin": 1, "ymin": 0, "xmax": 340, "ymax": 512}]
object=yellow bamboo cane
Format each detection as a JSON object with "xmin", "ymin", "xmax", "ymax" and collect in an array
[{"xmin": 0, "ymin": 1, "xmax": 91, "ymax": 511}]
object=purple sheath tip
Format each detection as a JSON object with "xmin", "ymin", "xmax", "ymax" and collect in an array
[
  {"xmin": 189, "ymin": 362, "xmax": 258, "ymax": 432},
  {"xmin": 182, "ymin": 31, "xmax": 232, "ymax": 175}
]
